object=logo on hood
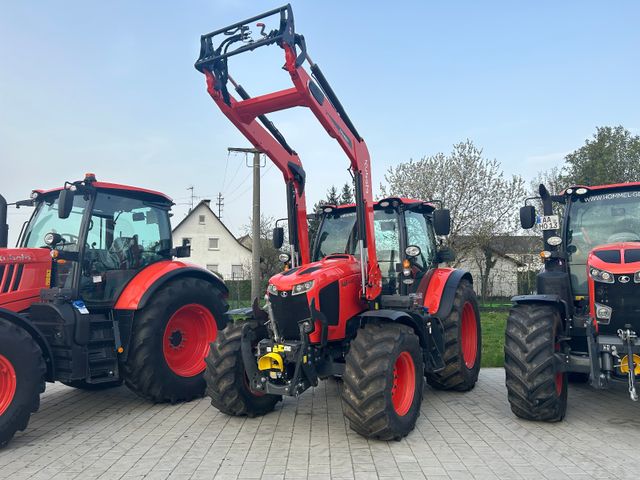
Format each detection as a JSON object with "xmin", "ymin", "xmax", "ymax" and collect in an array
[{"xmin": 619, "ymin": 275, "xmax": 630, "ymax": 284}]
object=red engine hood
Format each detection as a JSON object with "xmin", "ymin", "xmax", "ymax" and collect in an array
[
  {"xmin": 587, "ymin": 242, "xmax": 640, "ymax": 274},
  {"xmin": 0, "ymin": 248, "xmax": 52, "ymax": 313},
  {"xmin": 269, "ymin": 254, "xmax": 362, "ymax": 291}
]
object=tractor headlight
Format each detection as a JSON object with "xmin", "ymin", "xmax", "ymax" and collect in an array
[
  {"xmin": 594, "ymin": 303, "xmax": 612, "ymax": 323},
  {"xmin": 576, "ymin": 187, "xmax": 588, "ymax": 195},
  {"xmin": 635, "ymin": 271, "xmax": 640, "ymax": 283},
  {"xmin": 405, "ymin": 245, "xmax": 421, "ymax": 257},
  {"xmin": 292, "ymin": 281, "xmax": 314, "ymax": 295},
  {"xmin": 267, "ymin": 284, "xmax": 278, "ymax": 296},
  {"xmin": 547, "ymin": 236, "xmax": 562, "ymax": 246},
  {"xmin": 590, "ymin": 267, "xmax": 614, "ymax": 284},
  {"xmin": 278, "ymin": 253, "xmax": 291, "ymax": 263}
]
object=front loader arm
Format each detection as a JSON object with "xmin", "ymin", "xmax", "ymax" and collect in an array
[{"xmin": 195, "ymin": 4, "xmax": 381, "ymax": 299}]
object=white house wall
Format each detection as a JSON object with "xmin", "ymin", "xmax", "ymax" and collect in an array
[{"xmin": 172, "ymin": 203, "xmax": 252, "ymax": 280}]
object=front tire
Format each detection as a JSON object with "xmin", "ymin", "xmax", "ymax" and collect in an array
[
  {"xmin": 426, "ymin": 280, "xmax": 481, "ymax": 391},
  {"xmin": 342, "ymin": 323, "xmax": 423, "ymax": 441},
  {"xmin": 0, "ymin": 319, "xmax": 46, "ymax": 448},
  {"xmin": 121, "ymin": 277, "xmax": 227, "ymax": 403},
  {"xmin": 204, "ymin": 320, "xmax": 281, "ymax": 417},
  {"xmin": 504, "ymin": 303, "xmax": 567, "ymax": 421}
]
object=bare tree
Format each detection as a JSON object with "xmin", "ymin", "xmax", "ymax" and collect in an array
[{"xmin": 381, "ymin": 140, "xmax": 526, "ymax": 298}]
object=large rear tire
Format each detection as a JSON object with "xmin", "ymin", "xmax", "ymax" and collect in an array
[
  {"xmin": 504, "ymin": 303, "xmax": 567, "ymax": 421},
  {"xmin": 121, "ymin": 277, "xmax": 227, "ymax": 403},
  {"xmin": 204, "ymin": 320, "xmax": 281, "ymax": 417},
  {"xmin": 426, "ymin": 280, "xmax": 481, "ymax": 391},
  {"xmin": 0, "ymin": 319, "xmax": 46, "ymax": 448},
  {"xmin": 342, "ymin": 323, "xmax": 423, "ymax": 441}
]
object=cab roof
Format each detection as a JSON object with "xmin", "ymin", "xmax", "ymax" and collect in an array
[
  {"xmin": 35, "ymin": 181, "xmax": 173, "ymax": 204},
  {"xmin": 561, "ymin": 181, "xmax": 640, "ymax": 195},
  {"xmin": 332, "ymin": 197, "xmax": 436, "ymax": 211}
]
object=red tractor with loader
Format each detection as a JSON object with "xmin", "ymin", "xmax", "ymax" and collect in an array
[
  {"xmin": 195, "ymin": 5, "xmax": 482, "ymax": 440},
  {"xmin": 506, "ymin": 182, "xmax": 640, "ymax": 421},
  {"xmin": 0, "ymin": 175, "xmax": 228, "ymax": 447}
]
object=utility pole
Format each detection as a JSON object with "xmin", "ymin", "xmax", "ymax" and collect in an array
[
  {"xmin": 228, "ymin": 147, "xmax": 263, "ymax": 300},
  {"xmin": 216, "ymin": 192, "xmax": 224, "ymax": 219}
]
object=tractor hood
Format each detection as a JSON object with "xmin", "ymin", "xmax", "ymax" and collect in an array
[
  {"xmin": 587, "ymin": 242, "xmax": 640, "ymax": 273},
  {"xmin": 269, "ymin": 254, "xmax": 362, "ymax": 293},
  {"xmin": 0, "ymin": 247, "xmax": 52, "ymax": 313},
  {"xmin": 587, "ymin": 242, "xmax": 640, "ymax": 333},
  {"xmin": 267, "ymin": 254, "xmax": 366, "ymax": 343}
]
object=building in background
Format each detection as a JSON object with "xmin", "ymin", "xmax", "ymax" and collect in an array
[{"xmin": 171, "ymin": 200, "xmax": 251, "ymax": 280}]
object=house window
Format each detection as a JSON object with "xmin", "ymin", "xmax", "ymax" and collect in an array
[
  {"xmin": 182, "ymin": 237, "xmax": 191, "ymax": 247},
  {"xmin": 231, "ymin": 265, "xmax": 244, "ymax": 280},
  {"xmin": 199, "ymin": 214, "xmax": 206, "ymax": 224},
  {"xmin": 208, "ymin": 238, "xmax": 219, "ymax": 250},
  {"xmin": 206, "ymin": 264, "xmax": 219, "ymax": 274}
]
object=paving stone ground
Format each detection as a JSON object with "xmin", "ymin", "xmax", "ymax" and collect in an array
[{"xmin": 1, "ymin": 368, "xmax": 639, "ymax": 480}]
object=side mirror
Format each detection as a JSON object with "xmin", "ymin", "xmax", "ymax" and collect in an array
[
  {"xmin": 58, "ymin": 188, "xmax": 75, "ymax": 219},
  {"xmin": 435, "ymin": 246, "xmax": 456, "ymax": 264},
  {"xmin": 520, "ymin": 205, "xmax": 536, "ymax": 229},
  {"xmin": 172, "ymin": 245, "xmax": 191, "ymax": 258},
  {"xmin": 433, "ymin": 209, "xmax": 451, "ymax": 236},
  {"xmin": 272, "ymin": 227, "xmax": 284, "ymax": 249}
]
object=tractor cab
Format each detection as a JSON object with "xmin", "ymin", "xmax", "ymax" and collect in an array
[
  {"xmin": 312, "ymin": 198, "xmax": 452, "ymax": 296},
  {"xmin": 17, "ymin": 174, "xmax": 182, "ymax": 307}
]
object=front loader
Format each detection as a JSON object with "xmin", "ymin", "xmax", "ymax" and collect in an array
[
  {"xmin": 196, "ymin": 5, "xmax": 482, "ymax": 440},
  {"xmin": 0, "ymin": 175, "xmax": 228, "ymax": 447}
]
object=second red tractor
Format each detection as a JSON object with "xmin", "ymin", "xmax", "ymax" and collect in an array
[{"xmin": 195, "ymin": 5, "xmax": 482, "ymax": 440}]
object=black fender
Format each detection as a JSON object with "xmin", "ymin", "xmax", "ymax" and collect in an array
[
  {"xmin": 511, "ymin": 294, "xmax": 570, "ymax": 321},
  {"xmin": 433, "ymin": 269, "xmax": 474, "ymax": 320},
  {"xmin": 0, "ymin": 307, "xmax": 55, "ymax": 381},
  {"xmin": 353, "ymin": 309, "xmax": 445, "ymax": 372},
  {"xmin": 136, "ymin": 267, "xmax": 229, "ymax": 312},
  {"xmin": 511, "ymin": 294, "xmax": 571, "ymax": 338}
]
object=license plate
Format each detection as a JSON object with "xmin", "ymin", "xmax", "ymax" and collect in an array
[{"xmin": 539, "ymin": 215, "xmax": 560, "ymax": 231}]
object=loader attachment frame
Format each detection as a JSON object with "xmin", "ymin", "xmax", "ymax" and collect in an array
[{"xmin": 195, "ymin": 4, "xmax": 381, "ymax": 300}]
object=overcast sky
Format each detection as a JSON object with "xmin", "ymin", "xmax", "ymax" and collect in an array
[{"xmin": 1, "ymin": 1, "xmax": 638, "ymax": 244}]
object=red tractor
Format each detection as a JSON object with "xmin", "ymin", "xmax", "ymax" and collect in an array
[
  {"xmin": 0, "ymin": 175, "xmax": 228, "ymax": 447},
  {"xmin": 506, "ymin": 182, "xmax": 640, "ymax": 421},
  {"xmin": 195, "ymin": 5, "xmax": 482, "ymax": 440}
]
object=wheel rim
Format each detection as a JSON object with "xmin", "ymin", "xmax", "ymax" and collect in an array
[
  {"xmin": 461, "ymin": 302, "xmax": 478, "ymax": 369},
  {"xmin": 391, "ymin": 351, "xmax": 416, "ymax": 416},
  {"xmin": 162, "ymin": 304, "xmax": 217, "ymax": 377},
  {"xmin": 0, "ymin": 354, "xmax": 17, "ymax": 416}
]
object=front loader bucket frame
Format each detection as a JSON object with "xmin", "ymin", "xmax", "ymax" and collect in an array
[{"xmin": 195, "ymin": 5, "xmax": 381, "ymax": 300}]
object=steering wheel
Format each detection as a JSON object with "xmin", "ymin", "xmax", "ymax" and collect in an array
[{"xmin": 607, "ymin": 231, "xmax": 640, "ymax": 243}]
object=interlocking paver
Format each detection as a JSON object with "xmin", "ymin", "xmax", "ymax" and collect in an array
[{"xmin": 1, "ymin": 369, "xmax": 639, "ymax": 479}]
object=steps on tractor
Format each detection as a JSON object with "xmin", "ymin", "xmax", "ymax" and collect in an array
[{"xmin": 29, "ymin": 302, "xmax": 120, "ymax": 384}]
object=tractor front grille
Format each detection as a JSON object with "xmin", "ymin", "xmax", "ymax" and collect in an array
[
  {"xmin": 268, "ymin": 292, "xmax": 310, "ymax": 340},
  {"xmin": 0, "ymin": 264, "xmax": 24, "ymax": 293},
  {"xmin": 594, "ymin": 277, "xmax": 640, "ymax": 333}
]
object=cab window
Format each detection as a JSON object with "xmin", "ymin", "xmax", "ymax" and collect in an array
[{"xmin": 405, "ymin": 211, "xmax": 434, "ymax": 269}]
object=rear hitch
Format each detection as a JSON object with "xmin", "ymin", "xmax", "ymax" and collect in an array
[{"xmin": 617, "ymin": 327, "xmax": 638, "ymax": 402}]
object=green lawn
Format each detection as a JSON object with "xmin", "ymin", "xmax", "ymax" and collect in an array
[
  {"xmin": 480, "ymin": 308, "xmax": 508, "ymax": 368},
  {"xmin": 227, "ymin": 301, "xmax": 509, "ymax": 368}
]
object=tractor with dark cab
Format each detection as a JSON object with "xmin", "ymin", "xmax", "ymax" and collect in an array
[
  {"xmin": 505, "ymin": 182, "xmax": 640, "ymax": 421},
  {"xmin": 0, "ymin": 175, "xmax": 228, "ymax": 447},
  {"xmin": 195, "ymin": 5, "xmax": 481, "ymax": 440}
]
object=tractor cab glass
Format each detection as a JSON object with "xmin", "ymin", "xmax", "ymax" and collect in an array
[
  {"xmin": 313, "ymin": 206, "xmax": 436, "ymax": 294},
  {"xmin": 566, "ymin": 189, "xmax": 640, "ymax": 294},
  {"xmin": 80, "ymin": 192, "xmax": 172, "ymax": 304},
  {"xmin": 22, "ymin": 193, "xmax": 88, "ymax": 288}
]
